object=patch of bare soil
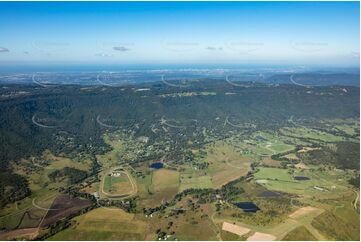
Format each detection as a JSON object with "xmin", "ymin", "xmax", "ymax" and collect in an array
[
  {"xmin": 289, "ymin": 206, "xmax": 319, "ymax": 219},
  {"xmin": 41, "ymin": 194, "xmax": 91, "ymax": 227},
  {"xmin": 222, "ymin": 222, "xmax": 250, "ymax": 236},
  {"xmin": 247, "ymin": 232, "xmax": 276, "ymax": 241}
]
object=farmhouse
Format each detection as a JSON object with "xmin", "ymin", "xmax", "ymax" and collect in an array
[
  {"xmin": 313, "ymin": 186, "xmax": 328, "ymax": 191},
  {"xmin": 111, "ymin": 171, "xmax": 122, "ymax": 177},
  {"xmin": 92, "ymin": 192, "xmax": 100, "ymax": 199}
]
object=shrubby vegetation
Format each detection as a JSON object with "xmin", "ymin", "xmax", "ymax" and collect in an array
[
  {"xmin": 0, "ymin": 172, "xmax": 31, "ymax": 208},
  {"xmin": 48, "ymin": 167, "xmax": 88, "ymax": 185},
  {"xmin": 301, "ymin": 142, "xmax": 360, "ymax": 170},
  {"xmin": 348, "ymin": 174, "xmax": 360, "ymax": 188}
]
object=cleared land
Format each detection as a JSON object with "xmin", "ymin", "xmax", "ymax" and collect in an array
[
  {"xmin": 48, "ymin": 208, "xmax": 149, "ymax": 240},
  {"xmin": 100, "ymin": 167, "xmax": 137, "ymax": 199},
  {"xmin": 0, "ymin": 228, "xmax": 39, "ymax": 241},
  {"xmin": 289, "ymin": 206, "xmax": 320, "ymax": 219},
  {"xmin": 42, "ymin": 194, "xmax": 91, "ymax": 227},
  {"xmin": 222, "ymin": 222, "xmax": 250, "ymax": 237},
  {"xmin": 253, "ymin": 166, "xmax": 352, "ymax": 198},
  {"xmin": 280, "ymin": 127, "xmax": 346, "ymax": 142},
  {"xmin": 103, "ymin": 173, "xmax": 133, "ymax": 195},
  {"xmin": 247, "ymin": 232, "xmax": 276, "ymax": 241},
  {"xmin": 180, "ymin": 174, "xmax": 212, "ymax": 191},
  {"xmin": 143, "ymin": 169, "xmax": 180, "ymax": 206},
  {"xmin": 282, "ymin": 226, "xmax": 317, "ymax": 241},
  {"xmin": 204, "ymin": 142, "xmax": 252, "ymax": 188}
]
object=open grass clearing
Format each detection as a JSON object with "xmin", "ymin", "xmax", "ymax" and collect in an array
[
  {"xmin": 96, "ymin": 135, "xmax": 124, "ymax": 168},
  {"xmin": 152, "ymin": 169, "xmax": 179, "ymax": 192},
  {"xmin": 253, "ymin": 167, "xmax": 352, "ymax": 198},
  {"xmin": 103, "ymin": 173, "xmax": 133, "ymax": 195},
  {"xmin": 180, "ymin": 173, "xmax": 212, "ymax": 191},
  {"xmin": 249, "ymin": 131, "xmax": 296, "ymax": 155},
  {"xmin": 0, "ymin": 228, "xmax": 39, "ymax": 241},
  {"xmin": 100, "ymin": 167, "xmax": 137, "ymax": 199},
  {"xmin": 214, "ymin": 205, "xmax": 324, "ymax": 241},
  {"xmin": 261, "ymin": 158, "xmax": 281, "ymax": 167},
  {"xmin": 281, "ymin": 226, "xmax": 317, "ymax": 241},
  {"xmin": 48, "ymin": 208, "xmax": 148, "ymax": 240},
  {"xmin": 280, "ymin": 127, "xmax": 346, "ymax": 142},
  {"xmin": 204, "ymin": 141, "xmax": 252, "ymax": 188},
  {"xmin": 289, "ymin": 206, "xmax": 321, "ymax": 219},
  {"xmin": 139, "ymin": 169, "xmax": 180, "ymax": 207}
]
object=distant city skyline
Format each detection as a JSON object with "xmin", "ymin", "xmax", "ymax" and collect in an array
[{"xmin": 0, "ymin": 1, "xmax": 359, "ymax": 67}]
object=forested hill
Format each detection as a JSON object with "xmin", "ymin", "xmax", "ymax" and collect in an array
[{"xmin": 0, "ymin": 79, "xmax": 359, "ymax": 170}]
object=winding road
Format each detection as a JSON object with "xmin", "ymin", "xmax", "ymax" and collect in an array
[
  {"xmin": 352, "ymin": 190, "xmax": 359, "ymax": 211},
  {"xmin": 31, "ymin": 114, "xmax": 57, "ymax": 129}
]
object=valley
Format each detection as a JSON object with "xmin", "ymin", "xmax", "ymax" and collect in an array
[{"xmin": 0, "ymin": 79, "xmax": 359, "ymax": 240}]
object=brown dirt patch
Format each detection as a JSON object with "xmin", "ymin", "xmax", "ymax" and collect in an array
[
  {"xmin": 0, "ymin": 228, "xmax": 39, "ymax": 240},
  {"xmin": 282, "ymin": 153, "xmax": 299, "ymax": 160},
  {"xmin": 262, "ymin": 158, "xmax": 281, "ymax": 167},
  {"xmin": 289, "ymin": 206, "xmax": 319, "ymax": 219},
  {"xmin": 222, "ymin": 222, "xmax": 250, "ymax": 237},
  {"xmin": 41, "ymin": 194, "xmax": 91, "ymax": 227},
  {"xmin": 247, "ymin": 232, "xmax": 276, "ymax": 241},
  {"xmin": 295, "ymin": 162, "xmax": 309, "ymax": 169}
]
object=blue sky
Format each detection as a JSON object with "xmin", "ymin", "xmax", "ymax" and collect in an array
[{"xmin": 0, "ymin": 1, "xmax": 359, "ymax": 67}]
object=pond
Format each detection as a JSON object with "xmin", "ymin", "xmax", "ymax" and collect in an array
[
  {"xmin": 255, "ymin": 135, "xmax": 267, "ymax": 142},
  {"xmin": 257, "ymin": 190, "xmax": 281, "ymax": 197},
  {"xmin": 233, "ymin": 202, "xmax": 260, "ymax": 213},
  {"xmin": 149, "ymin": 162, "xmax": 164, "ymax": 169},
  {"xmin": 294, "ymin": 176, "xmax": 310, "ymax": 180}
]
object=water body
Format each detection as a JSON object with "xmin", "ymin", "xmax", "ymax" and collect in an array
[
  {"xmin": 149, "ymin": 162, "xmax": 164, "ymax": 169},
  {"xmin": 294, "ymin": 176, "xmax": 310, "ymax": 180},
  {"xmin": 258, "ymin": 190, "xmax": 281, "ymax": 197},
  {"xmin": 233, "ymin": 202, "xmax": 260, "ymax": 213},
  {"xmin": 255, "ymin": 135, "xmax": 267, "ymax": 142}
]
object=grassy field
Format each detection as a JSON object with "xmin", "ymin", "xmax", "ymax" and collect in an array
[
  {"xmin": 280, "ymin": 127, "xmax": 346, "ymax": 142},
  {"xmin": 44, "ymin": 151, "xmax": 92, "ymax": 171},
  {"xmin": 96, "ymin": 135, "xmax": 124, "ymax": 168},
  {"xmin": 134, "ymin": 172, "xmax": 153, "ymax": 199},
  {"xmin": 261, "ymin": 157, "xmax": 282, "ymax": 167},
  {"xmin": 147, "ymin": 198, "xmax": 219, "ymax": 241},
  {"xmin": 323, "ymin": 118, "xmax": 359, "ymax": 136},
  {"xmin": 48, "ymin": 208, "xmax": 149, "ymax": 240},
  {"xmin": 213, "ymin": 203, "xmax": 325, "ymax": 241},
  {"xmin": 103, "ymin": 173, "xmax": 133, "ymax": 195},
  {"xmin": 282, "ymin": 226, "xmax": 317, "ymax": 241},
  {"xmin": 203, "ymin": 141, "xmax": 252, "ymax": 188},
  {"xmin": 223, "ymin": 130, "xmax": 301, "ymax": 161},
  {"xmin": 13, "ymin": 150, "xmax": 91, "ymax": 194},
  {"xmin": 250, "ymin": 131, "xmax": 296, "ymax": 155},
  {"xmin": 255, "ymin": 167, "xmax": 293, "ymax": 181},
  {"xmin": 139, "ymin": 169, "xmax": 180, "ymax": 207},
  {"xmin": 152, "ymin": 169, "xmax": 180, "ymax": 192},
  {"xmin": 250, "ymin": 165, "xmax": 359, "ymax": 240},
  {"xmin": 312, "ymin": 210, "xmax": 360, "ymax": 241},
  {"xmin": 180, "ymin": 174, "xmax": 213, "ymax": 191},
  {"xmin": 253, "ymin": 166, "xmax": 352, "ymax": 198}
]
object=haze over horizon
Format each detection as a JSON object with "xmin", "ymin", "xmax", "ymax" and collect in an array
[{"xmin": 0, "ymin": 1, "xmax": 359, "ymax": 67}]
